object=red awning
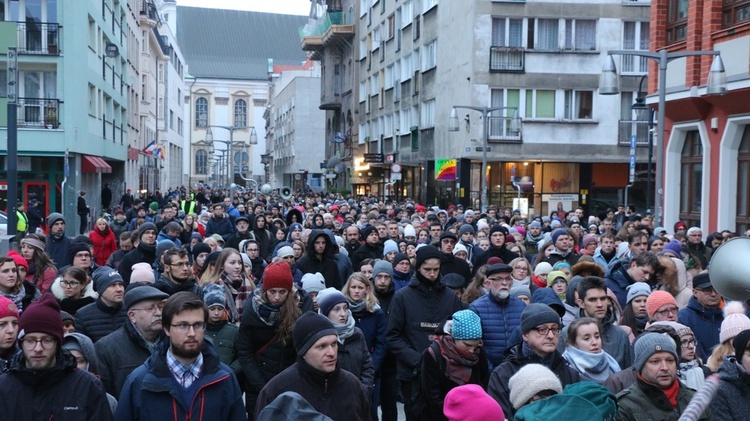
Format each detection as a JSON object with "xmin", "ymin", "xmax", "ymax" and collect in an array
[{"xmin": 81, "ymin": 155, "xmax": 112, "ymax": 173}]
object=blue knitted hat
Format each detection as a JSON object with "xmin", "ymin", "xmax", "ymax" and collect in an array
[{"xmin": 450, "ymin": 310, "xmax": 482, "ymax": 340}]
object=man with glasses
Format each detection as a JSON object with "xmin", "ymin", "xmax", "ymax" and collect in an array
[
  {"xmin": 488, "ymin": 302, "xmax": 579, "ymax": 418},
  {"xmin": 678, "ymin": 273, "xmax": 724, "ymax": 359},
  {"xmin": 606, "ymin": 251, "xmax": 660, "ymax": 308},
  {"xmin": 561, "ymin": 276, "xmax": 632, "ymax": 370},
  {"xmin": 469, "ymin": 264, "xmax": 526, "ymax": 369},
  {"xmin": 96, "ymin": 285, "xmax": 169, "ymax": 399},
  {"xmin": 244, "ymin": 239, "xmax": 267, "ymax": 281},
  {"xmin": 154, "ymin": 248, "xmax": 203, "ymax": 297},
  {"xmin": 116, "ymin": 292, "xmax": 245, "ymax": 421},
  {"xmin": 0, "ymin": 293, "xmax": 112, "ymax": 420},
  {"xmin": 646, "ymin": 291, "xmax": 680, "ymax": 323}
]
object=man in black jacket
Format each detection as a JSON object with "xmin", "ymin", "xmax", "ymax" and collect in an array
[
  {"xmin": 153, "ymin": 248, "xmax": 203, "ymax": 297},
  {"xmin": 295, "ymin": 230, "xmax": 343, "ymax": 289},
  {"xmin": 386, "ymin": 245, "xmax": 465, "ymax": 420},
  {"xmin": 118, "ymin": 222, "xmax": 158, "ymax": 285},
  {"xmin": 473, "ymin": 225, "xmax": 519, "ymax": 273},
  {"xmin": 0, "ymin": 294, "xmax": 112, "ymax": 420},
  {"xmin": 256, "ymin": 311, "xmax": 370, "ymax": 420},
  {"xmin": 75, "ymin": 267, "xmax": 127, "ymax": 342},
  {"xmin": 351, "ymin": 225, "xmax": 383, "ymax": 270},
  {"xmin": 438, "ymin": 232, "xmax": 472, "ymax": 284},
  {"xmin": 95, "ymin": 285, "xmax": 168, "ymax": 399}
]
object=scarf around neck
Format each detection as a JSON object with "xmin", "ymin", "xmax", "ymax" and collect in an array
[
  {"xmin": 562, "ymin": 345, "xmax": 621, "ymax": 382},
  {"xmin": 678, "ymin": 360, "xmax": 705, "ymax": 390},
  {"xmin": 348, "ymin": 299, "xmax": 367, "ymax": 315},
  {"xmin": 522, "ymin": 341, "xmax": 555, "ymax": 367},
  {"xmin": 1, "ymin": 288, "xmax": 25, "ymax": 314},
  {"xmin": 251, "ymin": 288, "xmax": 281, "ymax": 326},
  {"xmin": 435, "ymin": 334, "xmax": 480, "ymax": 385},
  {"xmin": 331, "ymin": 310, "xmax": 356, "ymax": 343}
]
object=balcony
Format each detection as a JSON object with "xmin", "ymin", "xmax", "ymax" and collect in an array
[
  {"xmin": 17, "ymin": 98, "xmax": 61, "ymax": 129},
  {"xmin": 320, "ymin": 74, "xmax": 342, "ymax": 110},
  {"xmin": 618, "ymin": 120, "xmax": 651, "ymax": 147},
  {"xmin": 488, "ymin": 116, "xmax": 523, "ymax": 143},
  {"xmin": 17, "ymin": 22, "xmax": 60, "ymax": 55},
  {"xmin": 489, "ymin": 46, "xmax": 525, "ymax": 73},
  {"xmin": 140, "ymin": 0, "xmax": 159, "ymax": 27},
  {"xmin": 300, "ymin": 11, "xmax": 355, "ymax": 55}
]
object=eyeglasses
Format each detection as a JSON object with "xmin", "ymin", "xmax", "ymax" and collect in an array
[
  {"xmin": 533, "ymin": 326, "xmax": 561, "ymax": 336},
  {"xmin": 21, "ymin": 337, "xmax": 56, "ymax": 350},
  {"xmin": 61, "ymin": 280, "xmax": 81, "ymax": 288},
  {"xmin": 170, "ymin": 322, "xmax": 207, "ymax": 333},
  {"xmin": 696, "ymin": 286, "xmax": 717, "ymax": 294},
  {"xmin": 168, "ymin": 262, "xmax": 191, "ymax": 268},
  {"xmin": 681, "ymin": 339, "xmax": 697, "ymax": 348},
  {"xmin": 131, "ymin": 303, "xmax": 164, "ymax": 313},
  {"xmin": 247, "ymin": 248, "xmax": 259, "ymax": 253},
  {"xmin": 487, "ymin": 276, "xmax": 513, "ymax": 283},
  {"xmin": 513, "ymin": 266, "xmax": 529, "ymax": 272},
  {"xmin": 655, "ymin": 307, "xmax": 679, "ymax": 317}
]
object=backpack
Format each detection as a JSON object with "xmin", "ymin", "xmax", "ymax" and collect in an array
[{"xmin": 408, "ymin": 341, "xmax": 445, "ymax": 418}]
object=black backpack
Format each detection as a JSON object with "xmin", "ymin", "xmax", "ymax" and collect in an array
[{"xmin": 408, "ymin": 341, "xmax": 445, "ymax": 418}]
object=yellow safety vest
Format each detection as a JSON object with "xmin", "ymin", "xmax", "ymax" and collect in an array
[{"xmin": 16, "ymin": 210, "xmax": 28, "ymax": 233}]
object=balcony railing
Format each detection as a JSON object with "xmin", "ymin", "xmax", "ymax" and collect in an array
[
  {"xmin": 618, "ymin": 120, "xmax": 651, "ymax": 146},
  {"xmin": 17, "ymin": 22, "xmax": 60, "ymax": 55},
  {"xmin": 490, "ymin": 46, "xmax": 525, "ymax": 73},
  {"xmin": 17, "ymin": 98, "xmax": 61, "ymax": 129},
  {"xmin": 488, "ymin": 116, "xmax": 523, "ymax": 143},
  {"xmin": 299, "ymin": 11, "xmax": 355, "ymax": 39},
  {"xmin": 140, "ymin": 0, "xmax": 159, "ymax": 26}
]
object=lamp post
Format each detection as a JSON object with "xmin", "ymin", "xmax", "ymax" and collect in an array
[
  {"xmin": 449, "ymin": 106, "xmax": 519, "ymax": 212},
  {"xmin": 600, "ymin": 50, "xmax": 726, "ymax": 227},
  {"xmin": 631, "ymin": 75, "xmax": 654, "ymax": 213},
  {"xmin": 205, "ymin": 125, "xmax": 258, "ymax": 188}
]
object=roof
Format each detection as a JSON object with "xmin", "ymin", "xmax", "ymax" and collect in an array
[{"xmin": 176, "ymin": 6, "xmax": 308, "ymax": 80}]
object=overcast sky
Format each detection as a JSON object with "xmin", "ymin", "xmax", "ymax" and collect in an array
[{"xmin": 177, "ymin": 0, "xmax": 310, "ymax": 16}]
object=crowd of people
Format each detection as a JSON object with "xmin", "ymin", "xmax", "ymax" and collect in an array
[{"xmin": 1, "ymin": 186, "xmax": 749, "ymax": 420}]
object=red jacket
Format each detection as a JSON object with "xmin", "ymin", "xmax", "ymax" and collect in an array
[{"xmin": 89, "ymin": 227, "xmax": 117, "ymax": 266}]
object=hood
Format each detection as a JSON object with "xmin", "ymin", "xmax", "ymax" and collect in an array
[
  {"xmin": 531, "ymin": 287, "xmax": 566, "ymax": 317},
  {"xmin": 257, "ymin": 391, "xmax": 334, "ymax": 421},
  {"xmin": 718, "ymin": 356, "xmax": 750, "ymax": 383},
  {"xmin": 306, "ymin": 229, "xmax": 336, "ymax": 257},
  {"xmin": 50, "ymin": 276, "xmax": 98, "ymax": 301},
  {"xmin": 62, "ymin": 332, "xmax": 101, "ymax": 374},
  {"xmin": 285, "ymin": 208, "xmax": 304, "ymax": 226}
]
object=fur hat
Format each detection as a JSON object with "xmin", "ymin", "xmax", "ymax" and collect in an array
[{"xmin": 509, "ymin": 363, "xmax": 563, "ymax": 409}]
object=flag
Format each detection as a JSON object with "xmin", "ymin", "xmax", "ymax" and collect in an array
[
  {"xmin": 142, "ymin": 140, "xmax": 156, "ymax": 154},
  {"xmin": 157, "ymin": 144, "xmax": 167, "ymax": 160}
]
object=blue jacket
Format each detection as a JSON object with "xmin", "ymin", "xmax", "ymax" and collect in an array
[
  {"xmin": 115, "ymin": 340, "xmax": 245, "ymax": 421},
  {"xmin": 205, "ymin": 215, "xmax": 235, "ymax": 242},
  {"xmin": 391, "ymin": 269, "xmax": 412, "ymax": 291},
  {"xmin": 352, "ymin": 307, "xmax": 388, "ymax": 372},
  {"xmin": 469, "ymin": 293, "xmax": 526, "ymax": 369},
  {"xmin": 604, "ymin": 258, "xmax": 635, "ymax": 309},
  {"xmin": 678, "ymin": 296, "xmax": 724, "ymax": 359}
]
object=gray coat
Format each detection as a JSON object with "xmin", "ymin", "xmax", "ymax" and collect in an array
[{"xmin": 711, "ymin": 356, "xmax": 750, "ymax": 421}]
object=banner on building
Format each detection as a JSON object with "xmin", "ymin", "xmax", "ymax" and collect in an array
[{"xmin": 435, "ymin": 159, "xmax": 456, "ymax": 181}]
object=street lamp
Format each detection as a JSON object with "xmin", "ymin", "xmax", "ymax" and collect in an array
[
  {"xmin": 449, "ymin": 106, "xmax": 519, "ymax": 212},
  {"xmin": 204, "ymin": 125, "xmax": 258, "ymax": 188},
  {"xmin": 599, "ymin": 50, "xmax": 726, "ymax": 227}
]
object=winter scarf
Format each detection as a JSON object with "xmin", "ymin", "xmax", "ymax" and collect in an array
[
  {"xmin": 220, "ymin": 270, "xmax": 254, "ymax": 319},
  {"xmin": 512, "ymin": 276, "xmax": 531, "ymax": 288},
  {"xmin": 251, "ymin": 288, "xmax": 281, "ymax": 326},
  {"xmin": 348, "ymin": 299, "xmax": 367, "ymax": 315},
  {"xmin": 131, "ymin": 320, "xmax": 160, "ymax": 352},
  {"xmin": 435, "ymin": 334, "xmax": 480, "ymax": 385},
  {"xmin": 331, "ymin": 311, "xmax": 356, "ymax": 343},
  {"xmin": 522, "ymin": 341, "xmax": 554, "ymax": 368},
  {"xmin": 562, "ymin": 345, "xmax": 621, "ymax": 382},
  {"xmin": 678, "ymin": 360, "xmax": 706, "ymax": 390},
  {"xmin": 1, "ymin": 288, "xmax": 25, "ymax": 314}
]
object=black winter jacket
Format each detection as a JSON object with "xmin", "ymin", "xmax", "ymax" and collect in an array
[
  {"xmin": 256, "ymin": 358, "xmax": 370, "ymax": 421},
  {"xmin": 118, "ymin": 243, "xmax": 157, "ymax": 285},
  {"xmin": 350, "ymin": 242, "xmax": 384, "ymax": 271},
  {"xmin": 294, "ymin": 230, "xmax": 343, "ymax": 289},
  {"xmin": 386, "ymin": 273, "xmax": 465, "ymax": 380},
  {"xmin": 0, "ymin": 349, "xmax": 113, "ymax": 420},
  {"xmin": 473, "ymin": 246, "xmax": 519, "ymax": 274},
  {"xmin": 74, "ymin": 298, "xmax": 127, "ymax": 343},
  {"xmin": 95, "ymin": 320, "xmax": 165, "ymax": 399},
  {"xmin": 338, "ymin": 326, "xmax": 376, "ymax": 396},
  {"xmin": 153, "ymin": 274, "xmax": 203, "ymax": 297},
  {"xmin": 440, "ymin": 253, "xmax": 472, "ymax": 284}
]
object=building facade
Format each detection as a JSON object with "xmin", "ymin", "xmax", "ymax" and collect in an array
[
  {"xmin": 650, "ymin": 0, "xmax": 750, "ymax": 234},
  {"xmin": 351, "ymin": 0, "xmax": 651, "ymax": 214}
]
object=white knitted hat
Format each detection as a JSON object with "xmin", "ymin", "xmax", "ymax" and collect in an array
[{"xmin": 508, "ymin": 363, "xmax": 563, "ymax": 410}]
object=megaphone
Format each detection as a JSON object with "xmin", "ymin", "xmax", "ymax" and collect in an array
[
  {"xmin": 280, "ymin": 186, "xmax": 293, "ymax": 200},
  {"xmin": 709, "ymin": 237, "xmax": 750, "ymax": 300},
  {"xmin": 260, "ymin": 184, "xmax": 272, "ymax": 195}
]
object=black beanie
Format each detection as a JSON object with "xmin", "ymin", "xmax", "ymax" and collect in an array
[
  {"xmin": 65, "ymin": 242, "xmax": 91, "ymax": 266},
  {"xmin": 489, "ymin": 224, "xmax": 507, "ymax": 237},
  {"xmin": 733, "ymin": 329, "xmax": 750, "ymax": 359},
  {"xmin": 192, "ymin": 243, "xmax": 212, "ymax": 261},
  {"xmin": 416, "ymin": 245, "xmax": 443, "ymax": 268},
  {"xmin": 293, "ymin": 311, "xmax": 337, "ymax": 357},
  {"xmin": 361, "ymin": 225, "xmax": 377, "ymax": 240},
  {"xmin": 392, "ymin": 253, "xmax": 410, "ymax": 267}
]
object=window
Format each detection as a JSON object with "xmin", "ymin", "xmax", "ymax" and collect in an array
[
  {"xmin": 385, "ymin": 64, "xmax": 394, "ymax": 89},
  {"xmin": 371, "ymin": 74, "xmax": 379, "ymax": 93},
  {"xmin": 195, "ymin": 149, "xmax": 208, "ymax": 175},
  {"xmin": 359, "ymin": 122, "xmax": 367, "ymax": 143},
  {"xmin": 234, "ymin": 99, "xmax": 247, "ymax": 126},
  {"xmin": 492, "ymin": 18, "xmax": 523, "ymax": 47},
  {"xmin": 723, "ymin": 0, "xmax": 750, "ymax": 27},
  {"xmin": 195, "ymin": 97, "xmax": 208, "ymax": 128},
  {"xmin": 529, "ymin": 18, "xmax": 558, "ymax": 50},
  {"xmin": 402, "ymin": 1, "xmax": 413, "ymax": 28},
  {"xmin": 564, "ymin": 19, "xmax": 596, "ymax": 51},
  {"xmin": 359, "ymin": 80, "xmax": 367, "ymax": 102},
  {"xmin": 423, "ymin": 0, "xmax": 437, "ymax": 13},
  {"xmin": 360, "ymin": 0, "xmax": 367, "ymax": 17},
  {"xmin": 177, "ymin": 117, "xmax": 183, "ymax": 135},
  {"xmin": 736, "ymin": 126, "xmax": 750, "ymax": 232},
  {"xmin": 564, "ymin": 90, "xmax": 593, "ymax": 120},
  {"xmin": 680, "ymin": 131, "xmax": 702, "ymax": 227},
  {"xmin": 422, "ymin": 40, "xmax": 437, "ymax": 71},
  {"xmin": 622, "ymin": 22, "xmax": 649, "ymax": 73},
  {"xmin": 413, "ymin": 15, "xmax": 421, "ymax": 40},
  {"xmin": 525, "ymin": 90, "xmax": 555, "ymax": 119},
  {"xmin": 372, "ymin": 26, "xmax": 381, "ymax": 51},
  {"xmin": 385, "ymin": 114, "xmax": 393, "ymax": 137},
  {"xmin": 667, "ymin": 0, "xmax": 688, "ymax": 43},
  {"xmin": 169, "ymin": 110, "xmax": 174, "ymax": 129},
  {"xmin": 387, "ymin": 14, "xmax": 396, "ymax": 39},
  {"xmin": 359, "ymin": 37, "xmax": 367, "ymax": 60},
  {"xmin": 420, "ymin": 99, "xmax": 435, "ymax": 128},
  {"xmin": 402, "ymin": 52, "xmax": 412, "ymax": 80}
]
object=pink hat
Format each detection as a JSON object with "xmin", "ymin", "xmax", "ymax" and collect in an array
[
  {"xmin": 444, "ymin": 384, "xmax": 505, "ymax": 421},
  {"xmin": 720, "ymin": 301, "xmax": 750, "ymax": 344},
  {"xmin": 646, "ymin": 290, "xmax": 678, "ymax": 319}
]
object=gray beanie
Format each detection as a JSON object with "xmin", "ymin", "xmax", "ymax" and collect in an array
[
  {"xmin": 46, "ymin": 212, "xmax": 65, "ymax": 227},
  {"xmin": 373, "ymin": 260, "xmax": 393, "ymax": 278},
  {"xmin": 521, "ymin": 303, "xmax": 561, "ymax": 333},
  {"xmin": 459, "ymin": 224, "xmax": 475, "ymax": 236},
  {"xmin": 634, "ymin": 332, "xmax": 679, "ymax": 372},
  {"xmin": 301, "ymin": 272, "xmax": 326, "ymax": 294}
]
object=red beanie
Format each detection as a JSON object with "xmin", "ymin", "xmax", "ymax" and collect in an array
[
  {"xmin": 7, "ymin": 251, "xmax": 28, "ymax": 271},
  {"xmin": 19, "ymin": 293, "xmax": 63, "ymax": 342},
  {"xmin": 262, "ymin": 262, "xmax": 294, "ymax": 292},
  {"xmin": 0, "ymin": 296, "xmax": 19, "ymax": 319},
  {"xmin": 646, "ymin": 290, "xmax": 678, "ymax": 319}
]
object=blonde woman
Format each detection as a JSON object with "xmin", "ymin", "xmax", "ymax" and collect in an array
[
  {"xmin": 201, "ymin": 248, "xmax": 255, "ymax": 322},
  {"xmin": 343, "ymin": 271, "xmax": 388, "ymax": 375}
]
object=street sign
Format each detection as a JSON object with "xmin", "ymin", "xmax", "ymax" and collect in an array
[
  {"xmin": 364, "ymin": 153, "xmax": 384, "ymax": 163},
  {"xmin": 105, "ymin": 43, "xmax": 119, "ymax": 58},
  {"xmin": 629, "ymin": 135, "xmax": 637, "ymax": 183},
  {"xmin": 391, "ymin": 163, "xmax": 402, "ymax": 173},
  {"xmin": 391, "ymin": 173, "xmax": 402, "ymax": 180}
]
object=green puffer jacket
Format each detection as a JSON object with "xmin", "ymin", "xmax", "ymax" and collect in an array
[
  {"xmin": 616, "ymin": 376, "xmax": 711, "ymax": 421},
  {"xmin": 206, "ymin": 321, "xmax": 242, "ymax": 376}
]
